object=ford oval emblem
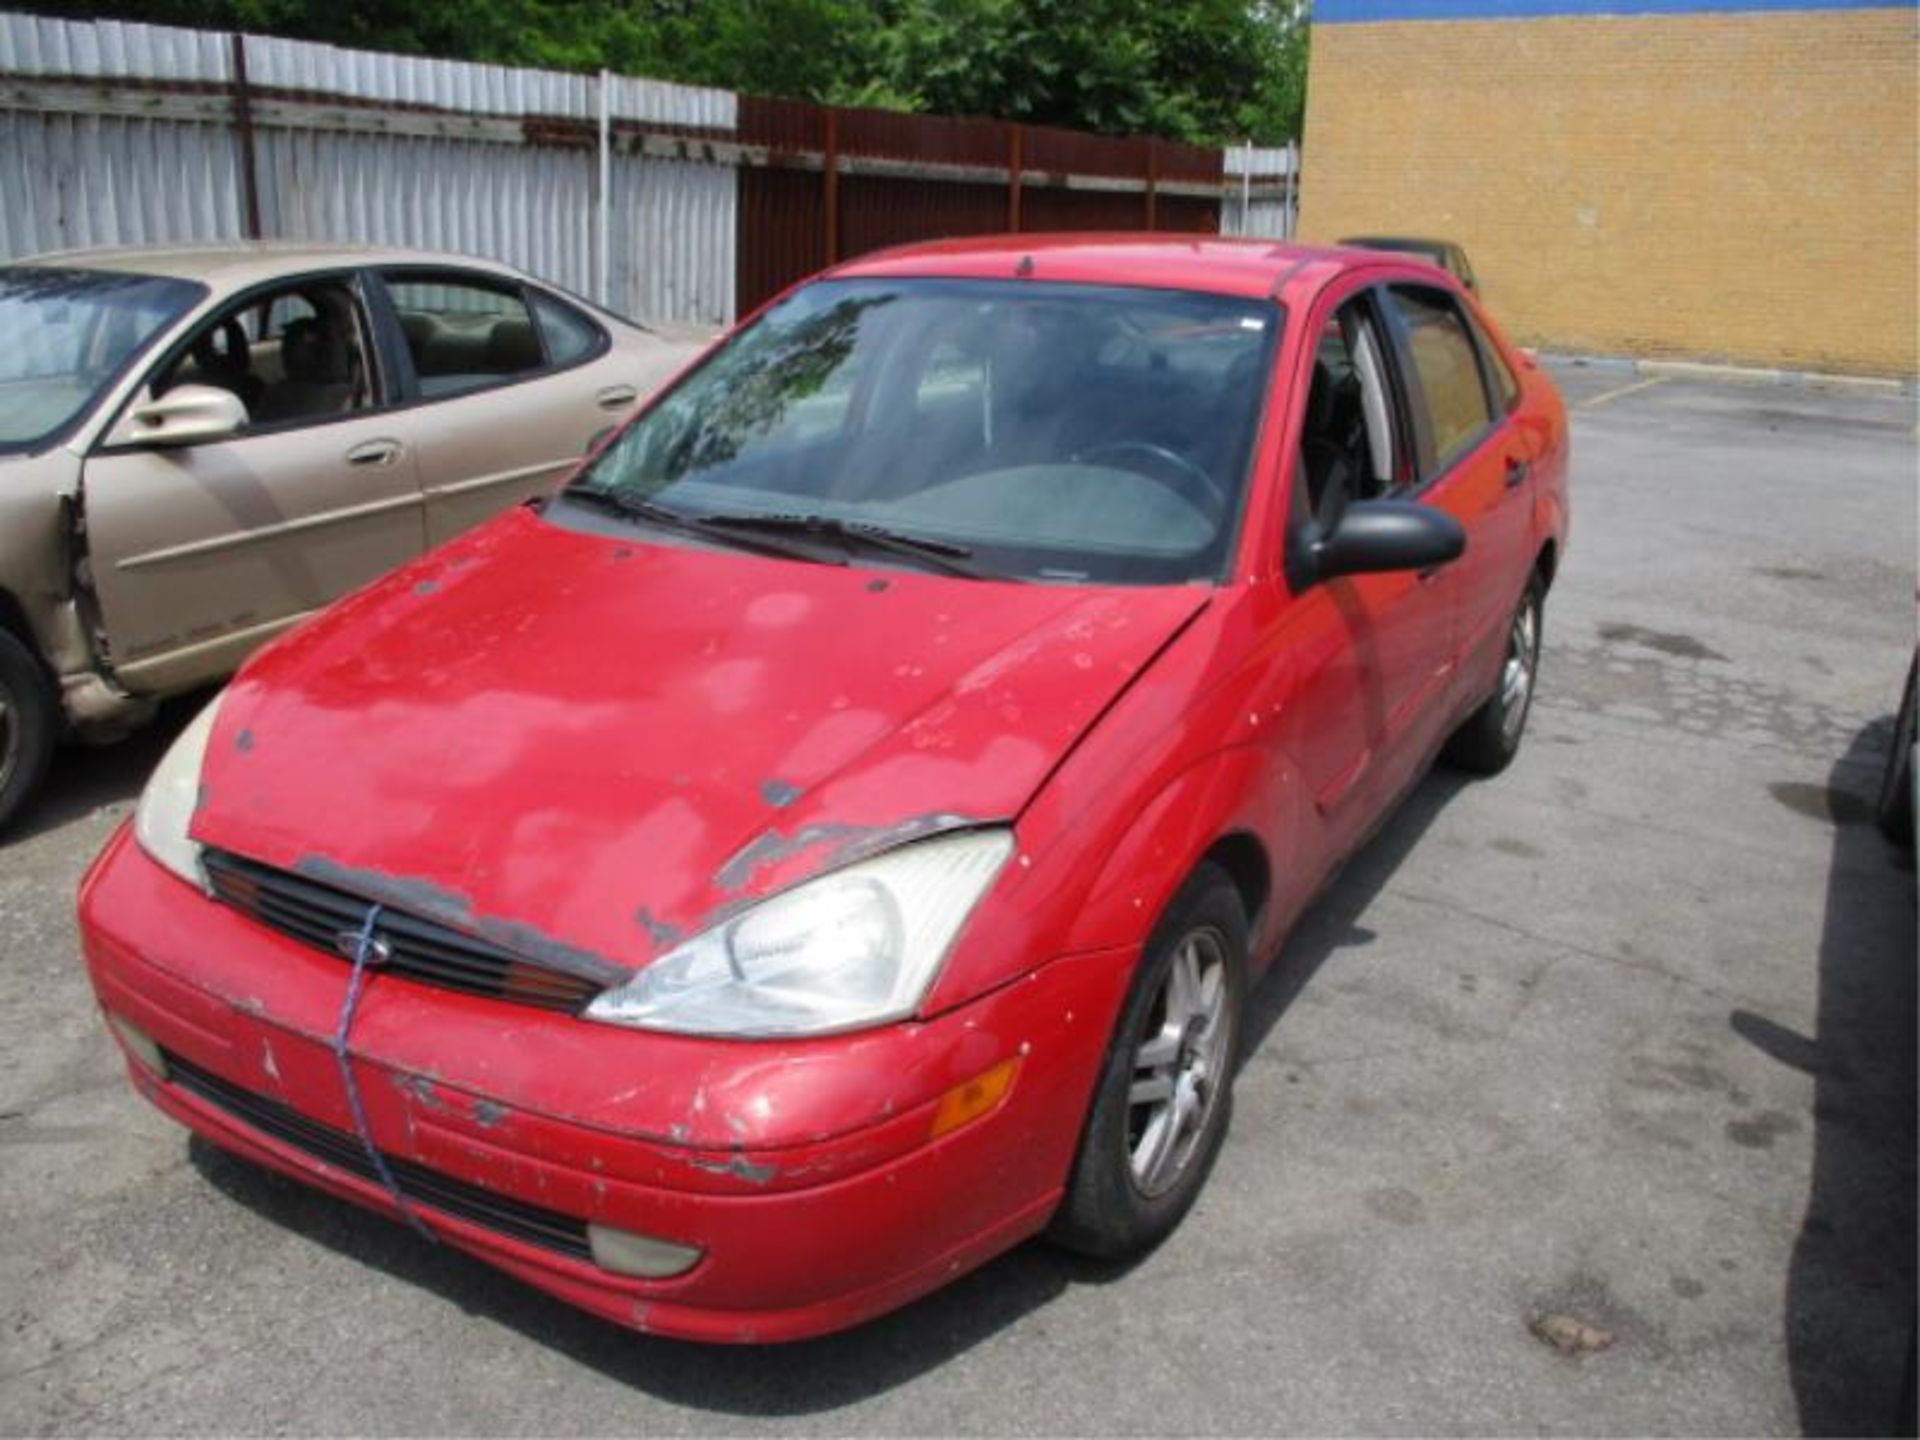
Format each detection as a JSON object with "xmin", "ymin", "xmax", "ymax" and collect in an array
[{"xmin": 334, "ymin": 928, "xmax": 394, "ymax": 967}]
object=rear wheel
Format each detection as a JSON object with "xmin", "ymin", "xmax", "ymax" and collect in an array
[
  {"xmin": 0, "ymin": 628, "xmax": 57, "ymax": 835},
  {"xmin": 1445, "ymin": 574, "xmax": 1544, "ymax": 776},
  {"xmin": 1048, "ymin": 863, "xmax": 1247, "ymax": 1259}
]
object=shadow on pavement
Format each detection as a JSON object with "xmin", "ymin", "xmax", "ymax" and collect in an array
[
  {"xmin": 1732, "ymin": 719, "xmax": 1917, "ymax": 1436},
  {"xmin": 191, "ymin": 1134, "xmax": 1133, "ymax": 1412},
  {"xmin": 1243, "ymin": 766, "xmax": 1470, "ymax": 1061}
]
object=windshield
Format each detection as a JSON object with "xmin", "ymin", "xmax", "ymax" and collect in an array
[
  {"xmin": 560, "ymin": 278, "xmax": 1280, "ymax": 584},
  {"xmin": 0, "ymin": 267, "xmax": 205, "ymax": 453}
]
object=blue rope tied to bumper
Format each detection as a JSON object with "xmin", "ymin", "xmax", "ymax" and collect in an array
[{"xmin": 330, "ymin": 902, "xmax": 434, "ymax": 1243}]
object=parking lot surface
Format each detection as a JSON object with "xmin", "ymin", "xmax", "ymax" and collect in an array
[{"xmin": 2, "ymin": 361, "xmax": 1913, "ymax": 1435}]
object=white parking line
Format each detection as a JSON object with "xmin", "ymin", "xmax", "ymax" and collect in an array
[{"xmin": 1578, "ymin": 375, "xmax": 1669, "ymax": 410}]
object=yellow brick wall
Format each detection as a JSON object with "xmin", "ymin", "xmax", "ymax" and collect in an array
[{"xmin": 1299, "ymin": 9, "xmax": 1919, "ymax": 375}]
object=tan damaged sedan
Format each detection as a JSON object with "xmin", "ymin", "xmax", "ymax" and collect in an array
[{"xmin": 0, "ymin": 244, "xmax": 703, "ymax": 829}]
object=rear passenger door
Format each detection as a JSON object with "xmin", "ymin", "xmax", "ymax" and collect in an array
[
  {"xmin": 370, "ymin": 267, "xmax": 637, "ymax": 547},
  {"xmin": 1377, "ymin": 282, "xmax": 1534, "ymax": 704}
]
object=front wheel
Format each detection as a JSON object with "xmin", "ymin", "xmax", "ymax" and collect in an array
[
  {"xmin": 1444, "ymin": 574, "xmax": 1544, "ymax": 776},
  {"xmin": 1048, "ymin": 863, "xmax": 1247, "ymax": 1259},
  {"xmin": 0, "ymin": 628, "xmax": 58, "ymax": 835}
]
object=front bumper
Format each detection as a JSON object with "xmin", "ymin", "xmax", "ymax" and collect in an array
[{"xmin": 79, "ymin": 825, "xmax": 1136, "ymax": 1342}]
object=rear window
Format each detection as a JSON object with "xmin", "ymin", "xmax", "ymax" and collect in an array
[
  {"xmin": 1470, "ymin": 313, "xmax": 1521, "ymax": 412},
  {"xmin": 386, "ymin": 273, "xmax": 544, "ymax": 398},
  {"xmin": 1385, "ymin": 286, "xmax": 1494, "ymax": 472},
  {"xmin": 531, "ymin": 292, "xmax": 604, "ymax": 368}
]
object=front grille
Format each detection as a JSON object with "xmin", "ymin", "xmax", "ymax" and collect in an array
[
  {"xmin": 202, "ymin": 850, "xmax": 600, "ymax": 1014},
  {"xmin": 165, "ymin": 1049, "xmax": 594, "ymax": 1262}
]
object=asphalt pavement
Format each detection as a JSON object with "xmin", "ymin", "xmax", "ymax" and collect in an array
[{"xmin": 1, "ymin": 360, "xmax": 1914, "ymax": 1435}]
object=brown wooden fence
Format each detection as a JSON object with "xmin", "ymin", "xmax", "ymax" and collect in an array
[{"xmin": 735, "ymin": 96, "xmax": 1224, "ymax": 315}]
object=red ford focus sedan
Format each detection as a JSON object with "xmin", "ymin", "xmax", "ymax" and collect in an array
[{"xmin": 79, "ymin": 237, "xmax": 1568, "ymax": 1343}]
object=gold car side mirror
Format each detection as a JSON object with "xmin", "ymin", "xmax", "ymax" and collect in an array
[{"xmin": 109, "ymin": 384, "xmax": 248, "ymax": 450}]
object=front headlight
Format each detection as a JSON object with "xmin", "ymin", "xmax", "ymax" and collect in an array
[
  {"xmin": 133, "ymin": 693, "xmax": 224, "ymax": 887},
  {"xmin": 585, "ymin": 828, "xmax": 1014, "ymax": 1037}
]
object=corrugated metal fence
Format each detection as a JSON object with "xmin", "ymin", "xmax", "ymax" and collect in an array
[
  {"xmin": 0, "ymin": 12, "xmax": 736, "ymax": 323},
  {"xmin": 0, "ymin": 11, "xmax": 1297, "ymax": 326},
  {"xmin": 1223, "ymin": 144, "xmax": 1300, "ymax": 241}
]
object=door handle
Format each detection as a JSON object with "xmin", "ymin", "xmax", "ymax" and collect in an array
[
  {"xmin": 346, "ymin": 438, "xmax": 403, "ymax": 468},
  {"xmin": 1504, "ymin": 455, "xmax": 1531, "ymax": 489},
  {"xmin": 596, "ymin": 385, "xmax": 639, "ymax": 411}
]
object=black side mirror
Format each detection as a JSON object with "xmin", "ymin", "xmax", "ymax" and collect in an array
[{"xmin": 1309, "ymin": 499, "xmax": 1466, "ymax": 583}]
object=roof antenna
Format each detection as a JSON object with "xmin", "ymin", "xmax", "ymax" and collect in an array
[{"xmin": 1015, "ymin": 254, "xmax": 1035, "ymax": 278}]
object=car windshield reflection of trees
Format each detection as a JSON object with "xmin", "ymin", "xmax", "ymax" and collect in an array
[
  {"xmin": 667, "ymin": 293, "xmax": 886, "ymax": 479},
  {"xmin": 570, "ymin": 281, "xmax": 1274, "ymax": 587}
]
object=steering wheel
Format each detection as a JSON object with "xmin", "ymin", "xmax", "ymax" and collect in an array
[
  {"xmin": 1077, "ymin": 440, "xmax": 1228, "ymax": 517},
  {"xmin": 190, "ymin": 317, "xmax": 250, "ymax": 379}
]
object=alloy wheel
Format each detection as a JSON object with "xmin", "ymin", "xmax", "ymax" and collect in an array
[
  {"xmin": 1126, "ymin": 928, "xmax": 1232, "ymax": 1198},
  {"xmin": 1500, "ymin": 597, "xmax": 1540, "ymax": 746}
]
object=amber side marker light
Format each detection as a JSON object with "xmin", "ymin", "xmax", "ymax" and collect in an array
[
  {"xmin": 106, "ymin": 1012, "xmax": 168, "ymax": 1078},
  {"xmin": 930, "ymin": 1056, "xmax": 1022, "ymax": 1139}
]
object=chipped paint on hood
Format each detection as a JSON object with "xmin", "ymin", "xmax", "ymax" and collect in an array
[{"xmin": 190, "ymin": 507, "xmax": 1210, "ymax": 976}]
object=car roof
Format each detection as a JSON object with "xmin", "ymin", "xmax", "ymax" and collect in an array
[
  {"xmin": 828, "ymin": 234, "xmax": 1403, "ymax": 304},
  {"xmin": 12, "ymin": 241, "xmax": 528, "ymax": 289}
]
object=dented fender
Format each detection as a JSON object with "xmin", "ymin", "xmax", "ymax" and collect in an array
[
  {"xmin": 1062, "ymin": 744, "xmax": 1306, "ymax": 962},
  {"xmin": 0, "ymin": 450, "xmax": 89, "ymax": 674}
]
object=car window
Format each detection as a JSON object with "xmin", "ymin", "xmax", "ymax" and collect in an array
[
  {"xmin": 569, "ymin": 277, "xmax": 1280, "ymax": 586},
  {"xmin": 1297, "ymin": 295, "xmax": 1403, "ymax": 532},
  {"xmin": 529, "ymin": 291, "xmax": 604, "ymax": 368},
  {"xmin": 156, "ymin": 277, "xmax": 377, "ymax": 431},
  {"xmin": 1385, "ymin": 286, "xmax": 1494, "ymax": 473},
  {"xmin": 0, "ymin": 266, "xmax": 203, "ymax": 453},
  {"xmin": 386, "ymin": 273, "xmax": 545, "ymax": 398},
  {"xmin": 1469, "ymin": 312, "xmax": 1520, "ymax": 412}
]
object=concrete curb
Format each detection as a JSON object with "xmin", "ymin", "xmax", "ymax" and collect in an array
[{"xmin": 1535, "ymin": 351, "xmax": 1915, "ymax": 395}]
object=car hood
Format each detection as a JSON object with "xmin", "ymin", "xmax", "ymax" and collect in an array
[{"xmin": 191, "ymin": 507, "xmax": 1209, "ymax": 979}]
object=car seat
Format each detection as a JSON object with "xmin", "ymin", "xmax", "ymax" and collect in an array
[
  {"xmin": 256, "ymin": 316, "xmax": 355, "ymax": 424},
  {"xmin": 486, "ymin": 319, "xmax": 542, "ymax": 375},
  {"xmin": 187, "ymin": 317, "xmax": 264, "ymax": 415},
  {"xmin": 1300, "ymin": 360, "xmax": 1366, "ymax": 531}
]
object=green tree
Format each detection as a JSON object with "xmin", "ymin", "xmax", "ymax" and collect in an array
[
  {"xmin": 39, "ymin": 0, "xmax": 1309, "ymax": 143},
  {"xmin": 859, "ymin": 0, "xmax": 1306, "ymax": 141}
]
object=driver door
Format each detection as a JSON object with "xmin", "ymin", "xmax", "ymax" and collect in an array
[
  {"xmin": 1271, "ymin": 286, "xmax": 1456, "ymax": 851},
  {"xmin": 80, "ymin": 271, "xmax": 425, "ymax": 695}
]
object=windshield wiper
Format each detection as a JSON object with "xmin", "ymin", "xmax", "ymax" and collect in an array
[
  {"xmin": 693, "ymin": 512, "xmax": 993, "ymax": 580},
  {"xmin": 563, "ymin": 486, "xmax": 842, "ymax": 566}
]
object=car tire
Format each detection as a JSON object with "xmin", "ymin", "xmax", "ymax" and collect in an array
[
  {"xmin": 1047, "ymin": 862, "xmax": 1247, "ymax": 1260},
  {"xmin": 1876, "ymin": 654, "xmax": 1916, "ymax": 847},
  {"xmin": 0, "ymin": 627, "xmax": 58, "ymax": 836},
  {"xmin": 1444, "ymin": 573, "xmax": 1544, "ymax": 777}
]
